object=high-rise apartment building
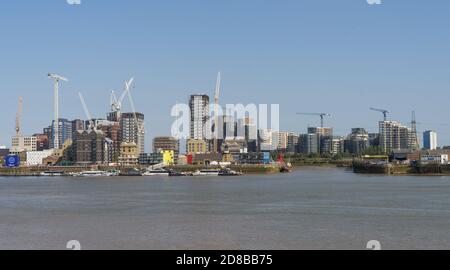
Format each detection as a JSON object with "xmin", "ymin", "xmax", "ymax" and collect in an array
[
  {"xmin": 277, "ymin": 131, "xmax": 289, "ymax": 152},
  {"xmin": 97, "ymin": 120, "xmax": 121, "ymax": 163},
  {"xmin": 369, "ymin": 133, "xmax": 380, "ymax": 147},
  {"xmin": 423, "ymin": 130, "xmax": 438, "ymax": 150},
  {"xmin": 299, "ymin": 133, "xmax": 320, "ymax": 155},
  {"xmin": 258, "ymin": 129, "xmax": 279, "ymax": 152},
  {"xmin": 120, "ymin": 112, "xmax": 145, "ymax": 154},
  {"xmin": 379, "ymin": 121, "xmax": 416, "ymax": 153},
  {"xmin": 244, "ymin": 117, "xmax": 258, "ymax": 152},
  {"xmin": 307, "ymin": 127, "xmax": 333, "ymax": 137},
  {"xmin": 189, "ymin": 94, "xmax": 209, "ymax": 140},
  {"xmin": 287, "ymin": 133, "xmax": 300, "ymax": 153},
  {"xmin": 306, "ymin": 127, "xmax": 333, "ymax": 154},
  {"xmin": 71, "ymin": 119, "xmax": 85, "ymax": 136},
  {"xmin": 50, "ymin": 118, "xmax": 73, "ymax": 149},
  {"xmin": 330, "ymin": 137, "xmax": 345, "ymax": 155},
  {"xmin": 345, "ymin": 128, "xmax": 370, "ymax": 155}
]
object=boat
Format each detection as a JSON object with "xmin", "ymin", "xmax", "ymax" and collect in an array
[
  {"xmin": 40, "ymin": 171, "xmax": 66, "ymax": 177},
  {"xmin": 143, "ymin": 168, "xmax": 170, "ymax": 176},
  {"xmin": 75, "ymin": 171, "xmax": 117, "ymax": 177},
  {"xmin": 193, "ymin": 169, "xmax": 221, "ymax": 176},
  {"xmin": 219, "ymin": 168, "xmax": 243, "ymax": 176},
  {"xmin": 169, "ymin": 171, "xmax": 194, "ymax": 177},
  {"xmin": 280, "ymin": 166, "xmax": 293, "ymax": 173},
  {"xmin": 119, "ymin": 168, "xmax": 142, "ymax": 176}
]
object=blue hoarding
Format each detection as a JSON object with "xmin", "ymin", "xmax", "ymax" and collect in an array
[
  {"xmin": 4, "ymin": 155, "xmax": 20, "ymax": 168},
  {"xmin": 263, "ymin": 152, "xmax": 271, "ymax": 164}
]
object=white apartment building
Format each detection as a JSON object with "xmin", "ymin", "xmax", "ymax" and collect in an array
[
  {"xmin": 423, "ymin": 130, "xmax": 438, "ymax": 150},
  {"xmin": 277, "ymin": 131, "xmax": 289, "ymax": 151},
  {"xmin": 26, "ymin": 150, "xmax": 54, "ymax": 166},
  {"xmin": 421, "ymin": 154, "xmax": 448, "ymax": 165},
  {"xmin": 11, "ymin": 136, "xmax": 37, "ymax": 153},
  {"xmin": 259, "ymin": 129, "xmax": 279, "ymax": 151},
  {"xmin": 189, "ymin": 94, "xmax": 210, "ymax": 140},
  {"xmin": 379, "ymin": 121, "xmax": 415, "ymax": 153}
]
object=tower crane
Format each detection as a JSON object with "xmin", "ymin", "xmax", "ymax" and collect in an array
[
  {"xmin": 411, "ymin": 111, "xmax": 420, "ymax": 151},
  {"xmin": 110, "ymin": 83, "xmax": 131, "ymax": 121},
  {"xmin": 213, "ymin": 72, "xmax": 221, "ymax": 153},
  {"xmin": 15, "ymin": 97, "xmax": 23, "ymax": 136},
  {"xmin": 370, "ymin": 107, "xmax": 390, "ymax": 121},
  {"xmin": 48, "ymin": 73, "xmax": 68, "ymax": 149},
  {"xmin": 78, "ymin": 92, "xmax": 95, "ymax": 131},
  {"xmin": 296, "ymin": 113, "xmax": 331, "ymax": 128},
  {"xmin": 123, "ymin": 77, "xmax": 146, "ymax": 152}
]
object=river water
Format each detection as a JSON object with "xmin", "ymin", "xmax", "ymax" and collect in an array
[{"xmin": 1, "ymin": 167, "xmax": 450, "ymax": 250}]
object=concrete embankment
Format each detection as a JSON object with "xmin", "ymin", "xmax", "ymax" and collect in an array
[
  {"xmin": 353, "ymin": 161, "xmax": 450, "ymax": 176},
  {"xmin": 0, "ymin": 166, "xmax": 85, "ymax": 176},
  {"xmin": 292, "ymin": 160, "xmax": 353, "ymax": 168},
  {"xmin": 352, "ymin": 162, "xmax": 390, "ymax": 174},
  {"xmin": 0, "ymin": 164, "xmax": 283, "ymax": 176}
]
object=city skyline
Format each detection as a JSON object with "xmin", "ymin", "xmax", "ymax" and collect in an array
[{"xmin": 1, "ymin": 1, "xmax": 450, "ymax": 150}]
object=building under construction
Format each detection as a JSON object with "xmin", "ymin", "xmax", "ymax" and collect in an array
[{"xmin": 379, "ymin": 121, "xmax": 418, "ymax": 153}]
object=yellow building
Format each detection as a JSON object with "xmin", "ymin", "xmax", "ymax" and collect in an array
[
  {"xmin": 222, "ymin": 153, "xmax": 233, "ymax": 163},
  {"xmin": 119, "ymin": 142, "xmax": 139, "ymax": 166},
  {"xmin": 187, "ymin": 139, "xmax": 207, "ymax": 154},
  {"xmin": 43, "ymin": 140, "xmax": 72, "ymax": 166},
  {"xmin": 162, "ymin": 150, "xmax": 175, "ymax": 166}
]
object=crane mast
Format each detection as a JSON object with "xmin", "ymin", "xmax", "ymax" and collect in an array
[
  {"xmin": 15, "ymin": 97, "xmax": 23, "ymax": 136},
  {"xmin": 213, "ymin": 72, "xmax": 221, "ymax": 153},
  {"xmin": 78, "ymin": 92, "xmax": 95, "ymax": 131},
  {"xmin": 48, "ymin": 73, "xmax": 68, "ymax": 149}
]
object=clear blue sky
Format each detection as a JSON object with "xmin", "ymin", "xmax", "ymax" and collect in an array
[{"xmin": 1, "ymin": 0, "xmax": 450, "ymax": 150}]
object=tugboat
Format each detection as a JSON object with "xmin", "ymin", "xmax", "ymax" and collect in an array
[
  {"xmin": 277, "ymin": 153, "xmax": 293, "ymax": 173},
  {"xmin": 219, "ymin": 168, "xmax": 242, "ymax": 176},
  {"xmin": 40, "ymin": 171, "xmax": 66, "ymax": 177}
]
